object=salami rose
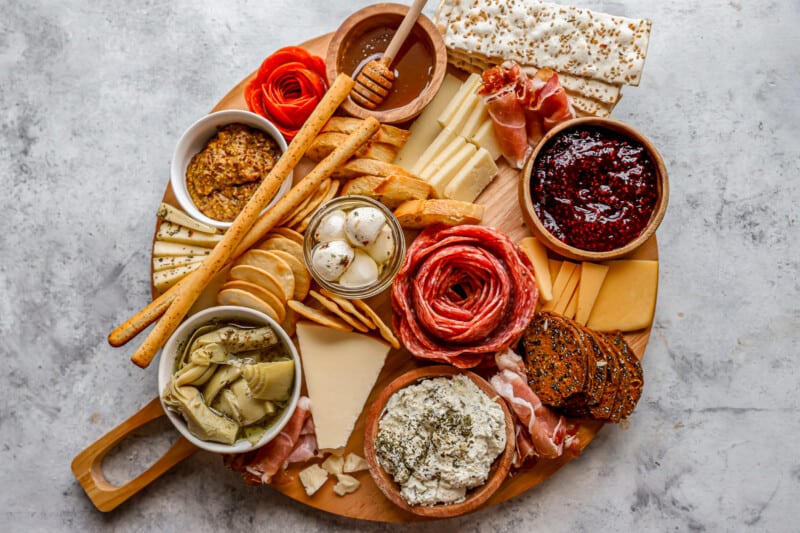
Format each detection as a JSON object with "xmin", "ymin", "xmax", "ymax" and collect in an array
[
  {"xmin": 244, "ymin": 46, "xmax": 328, "ymax": 142},
  {"xmin": 391, "ymin": 225, "xmax": 538, "ymax": 368}
]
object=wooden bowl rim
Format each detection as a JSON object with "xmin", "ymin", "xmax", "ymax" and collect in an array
[
  {"xmin": 325, "ymin": 3, "xmax": 448, "ymax": 124},
  {"xmin": 519, "ymin": 116, "xmax": 670, "ymax": 261},
  {"xmin": 363, "ymin": 365, "xmax": 516, "ymax": 518}
]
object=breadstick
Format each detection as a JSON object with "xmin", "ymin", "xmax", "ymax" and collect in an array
[{"xmin": 129, "ymin": 74, "xmax": 355, "ymax": 368}]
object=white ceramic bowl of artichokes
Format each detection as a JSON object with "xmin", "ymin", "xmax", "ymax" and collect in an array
[{"xmin": 158, "ymin": 305, "xmax": 302, "ymax": 454}]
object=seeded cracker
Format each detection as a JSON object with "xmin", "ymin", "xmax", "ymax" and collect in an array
[{"xmin": 434, "ymin": 0, "xmax": 652, "ymax": 87}]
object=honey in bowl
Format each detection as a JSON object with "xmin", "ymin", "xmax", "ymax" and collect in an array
[{"xmin": 341, "ymin": 24, "xmax": 434, "ymax": 111}]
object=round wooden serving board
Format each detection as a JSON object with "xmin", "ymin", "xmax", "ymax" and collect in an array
[{"xmin": 153, "ymin": 33, "xmax": 658, "ymax": 522}]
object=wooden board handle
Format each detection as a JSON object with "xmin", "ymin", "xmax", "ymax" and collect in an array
[{"xmin": 71, "ymin": 397, "xmax": 198, "ymax": 512}]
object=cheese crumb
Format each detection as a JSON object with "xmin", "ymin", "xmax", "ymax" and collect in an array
[
  {"xmin": 342, "ymin": 453, "xmax": 369, "ymax": 473},
  {"xmin": 333, "ymin": 474, "xmax": 361, "ymax": 496},
  {"xmin": 298, "ymin": 464, "xmax": 329, "ymax": 496}
]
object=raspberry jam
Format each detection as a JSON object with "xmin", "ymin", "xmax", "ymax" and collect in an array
[{"xmin": 531, "ymin": 127, "xmax": 658, "ymax": 252}]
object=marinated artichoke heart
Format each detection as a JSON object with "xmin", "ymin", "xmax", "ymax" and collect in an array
[{"xmin": 163, "ymin": 323, "xmax": 294, "ymax": 446}]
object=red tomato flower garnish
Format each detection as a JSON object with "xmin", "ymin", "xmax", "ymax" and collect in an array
[{"xmin": 245, "ymin": 46, "xmax": 328, "ymax": 142}]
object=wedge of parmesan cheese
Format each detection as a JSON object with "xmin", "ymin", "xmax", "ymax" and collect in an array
[{"xmin": 295, "ymin": 322, "xmax": 390, "ymax": 452}]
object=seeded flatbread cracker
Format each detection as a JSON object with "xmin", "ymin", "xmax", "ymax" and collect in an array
[
  {"xmin": 229, "ymin": 264, "xmax": 289, "ymax": 305},
  {"xmin": 220, "ymin": 279, "xmax": 287, "ymax": 323},
  {"xmin": 308, "ymin": 290, "xmax": 369, "ymax": 333},
  {"xmin": 268, "ymin": 250, "xmax": 311, "ymax": 301},
  {"xmin": 288, "ymin": 300, "xmax": 353, "ymax": 332},
  {"xmin": 217, "ymin": 288, "xmax": 281, "ymax": 323},
  {"xmin": 319, "ymin": 288, "xmax": 376, "ymax": 330},
  {"xmin": 352, "ymin": 299, "xmax": 400, "ymax": 350}
]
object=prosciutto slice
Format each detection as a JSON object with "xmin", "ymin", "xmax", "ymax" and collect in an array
[
  {"xmin": 490, "ymin": 349, "xmax": 581, "ymax": 460},
  {"xmin": 522, "ymin": 67, "xmax": 575, "ymax": 141}
]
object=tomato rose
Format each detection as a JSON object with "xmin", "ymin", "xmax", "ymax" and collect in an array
[{"xmin": 245, "ymin": 46, "xmax": 328, "ymax": 142}]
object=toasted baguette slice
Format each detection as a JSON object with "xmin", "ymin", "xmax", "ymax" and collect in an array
[
  {"xmin": 306, "ymin": 133, "xmax": 397, "ymax": 163},
  {"xmin": 322, "ymin": 117, "xmax": 410, "ymax": 147},
  {"xmin": 342, "ymin": 175, "xmax": 434, "ymax": 209},
  {"xmin": 393, "ymin": 199, "xmax": 484, "ymax": 229},
  {"xmin": 331, "ymin": 158, "xmax": 417, "ymax": 179}
]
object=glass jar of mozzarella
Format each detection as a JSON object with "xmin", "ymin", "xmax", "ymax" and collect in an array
[{"xmin": 303, "ymin": 195, "xmax": 406, "ymax": 299}]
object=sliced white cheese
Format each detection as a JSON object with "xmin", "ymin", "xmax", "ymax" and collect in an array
[
  {"xmin": 469, "ymin": 119, "xmax": 502, "ymax": 161},
  {"xmin": 152, "ymin": 254, "xmax": 205, "ymax": 272},
  {"xmin": 156, "ymin": 202, "xmax": 220, "ymax": 234},
  {"xmin": 394, "ymin": 74, "xmax": 461, "ymax": 171},
  {"xmin": 410, "ymin": 127, "xmax": 457, "ymax": 177},
  {"xmin": 419, "ymin": 135, "xmax": 467, "ymax": 183},
  {"xmin": 437, "ymin": 73, "xmax": 481, "ymax": 127},
  {"xmin": 152, "ymin": 241, "xmax": 213, "ymax": 257},
  {"xmin": 153, "ymin": 262, "xmax": 201, "ymax": 293},
  {"xmin": 428, "ymin": 142, "xmax": 477, "ymax": 197},
  {"xmin": 447, "ymin": 93, "xmax": 481, "ymax": 136},
  {"xmin": 295, "ymin": 322, "xmax": 390, "ymax": 452},
  {"xmin": 156, "ymin": 221, "xmax": 223, "ymax": 247},
  {"xmin": 460, "ymin": 97, "xmax": 489, "ymax": 139},
  {"xmin": 443, "ymin": 147, "xmax": 498, "ymax": 203}
]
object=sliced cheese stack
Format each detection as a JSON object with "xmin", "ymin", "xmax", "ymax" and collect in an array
[
  {"xmin": 295, "ymin": 322, "xmax": 390, "ymax": 452},
  {"xmin": 519, "ymin": 236, "xmax": 658, "ymax": 331},
  {"xmin": 396, "ymin": 73, "xmax": 500, "ymax": 203},
  {"xmin": 152, "ymin": 203, "xmax": 222, "ymax": 293}
]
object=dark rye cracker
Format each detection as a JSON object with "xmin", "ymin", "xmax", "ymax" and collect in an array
[
  {"xmin": 608, "ymin": 332, "xmax": 644, "ymax": 420},
  {"xmin": 521, "ymin": 312, "xmax": 589, "ymax": 406}
]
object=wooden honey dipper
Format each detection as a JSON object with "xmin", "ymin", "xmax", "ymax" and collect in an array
[{"xmin": 351, "ymin": 0, "xmax": 428, "ymax": 109}]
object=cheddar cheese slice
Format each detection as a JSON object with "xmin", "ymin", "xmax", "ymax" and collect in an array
[
  {"xmin": 587, "ymin": 260, "xmax": 659, "ymax": 332},
  {"xmin": 428, "ymin": 142, "xmax": 477, "ymax": 197},
  {"xmin": 411, "ymin": 127, "xmax": 458, "ymax": 177},
  {"xmin": 438, "ymin": 73, "xmax": 481, "ymax": 127},
  {"xmin": 575, "ymin": 262, "xmax": 609, "ymax": 325},
  {"xmin": 443, "ymin": 147, "xmax": 498, "ymax": 202},
  {"xmin": 469, "ymin": 119, "xmax": 502, "ymax": 161}
]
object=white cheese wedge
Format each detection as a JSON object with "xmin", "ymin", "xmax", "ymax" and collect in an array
[
  {"xmin": 443, "ymin": 147, "xmax": 498, "ymax": 203},
  {"xmin": 419, "ymin": 135, "xmax": 467, "ymax": 183},
  {"xmin": 153, "ymin": 262, "xmax": 201, "ymax": 293},
  {"xmin": 152, "ymin": 254, "xmax": 205, "ymax": 272},
  {"xmin": 295, "ymin": 322, "xmax": 390, "ymax": 452},
  {"xmin": 394, "ymin": 74, "xmax": 461, "ymax": 171},
  {"xmin": 587, "ymin": 260, "xmax": 658, "ymax": 331},
  {"xmin": 410, "ymin": 127, "xmax": 457, "ymax": 177},
  {"xmin": 428, "ymin": 142, "xmax": 477, "ymax": 197},
  {"xmin": 156, "ymin": 221, "xmax": 223, "ymax": 247},
  {"xmin": 152, "ymin": 241, "xmax": 213, "ymax": 257},
  {"xmin": 575, "ymin": 262, "xmax": 609, "ymax": 325},
  {"xmin": 437, "ymin": 73, "xmax": 481, "ymax": 127},
  {"xmin": 447, "ymin": 93, "xmax": 481, "ymax": 136},
  {"xmin": 469, "ymin": 119, "xmax": 502, "ymax": 161}
]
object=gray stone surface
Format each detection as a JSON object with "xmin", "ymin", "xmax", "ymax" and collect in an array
[{"xmin": 2, "ymin": 0, "xmax": 798, "ymax": 531}]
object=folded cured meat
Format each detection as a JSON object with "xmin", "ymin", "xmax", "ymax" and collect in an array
[
  {"xmin": 479, "ymin": 62, "xmax": 574, "ymax": 169},
  {"xmin": 391, "ymin": 225, "xmax": 538, "ymax": 368},
  {"xmin": 490, "ymin": 348, "xmax": 580, "ymax": 462}
]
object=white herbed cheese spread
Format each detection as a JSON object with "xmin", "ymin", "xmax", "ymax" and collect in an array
[{"xmin": 374, "ymin": 374, "xmax": 506, "ymax": 506}]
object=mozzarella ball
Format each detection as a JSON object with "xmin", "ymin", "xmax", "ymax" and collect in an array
[
  {"xmin": 314, "ymin": 209, "xmax": 347, "ymax": 242},
  {"xmin": 344, "ymin": 207, "xmax": 386, "ymax": 248},
  {"xmin": 365, "ymin": 223, "xmax": 395, "ymax": 264},
  {"xmin": 339, "ymin": 250, "xmax": 379, "ymax": 287},
  {"xmin": 311, "ymin": 240, "xmax": 354, "ymax": 282}
]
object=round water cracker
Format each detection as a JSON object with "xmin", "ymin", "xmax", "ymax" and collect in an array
[
  {"xmin": 257, "ymin": 236, "xmax": 304, "ymax": 263},
  {"xmin": 281, "ymin": 305, "xmax": 297, "ymax": 337},
  {"xmin": 353, "ymin": 298, "xmax": 400, "ymax": 350},
  {"xmin": 288, "ymin": 300, "xmax": 353, "ymax": 332},
  {"xmin": 236, "ymin": 249, "xmax": 295, "ymax": 302},
  {"xmin": 319, "ymin": 287, "xmax": 375, "ymax": 330},
  {"xmin": 220, "ymin": 279, "xmax": 286, "ymax": 323},
  {"xmin": 229, "ymin": 264, "xmax": 289, "ymax": 305},
  {"xmin": 217, "ymin": 287, "xmax": 280, "ymax": 323},
  {"xmin": 268, "ymin": 250, "xmax": 311, "ymax": 301},
  {"xmin": 269, "ymin": 227, "xmax": 304, "ymax": 245},
  {"xmin": 308, "ymin": 290, "xmax": 369, "ymax": 333}
]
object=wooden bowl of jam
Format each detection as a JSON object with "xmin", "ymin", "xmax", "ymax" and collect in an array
[
  {"xmin": 326, "ymin": 3, "xmax": 447, "ymax": 124},
  {"xmin": 519, "ymin": 117, "xmax": 669, "ymax": 261}
]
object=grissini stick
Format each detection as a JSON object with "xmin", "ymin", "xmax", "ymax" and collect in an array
[
  {"xmin": 351, "ymin": 0, "xmax": 427, "ymax": 109},
  {"xmin": 128, "ymin": 74, "xmax": 356, "ymax": 368}
]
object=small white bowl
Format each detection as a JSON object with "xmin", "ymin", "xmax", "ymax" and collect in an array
[
  {"xmin": 170, "ymin": 109, "xmax": 292, "ymax": 230},
  {"xmin": 158, "ymin": 305, "xmax": 302, "ymax": 454}
]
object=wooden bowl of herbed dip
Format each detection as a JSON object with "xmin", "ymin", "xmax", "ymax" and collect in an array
[{"xmin": 364, "ymin": 366, "xmax": 515, "ymax": 518}]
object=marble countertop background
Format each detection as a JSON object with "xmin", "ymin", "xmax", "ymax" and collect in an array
[{"xmin": 2, "ymin": 0, "xmax": 798, "ymax": 531}]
